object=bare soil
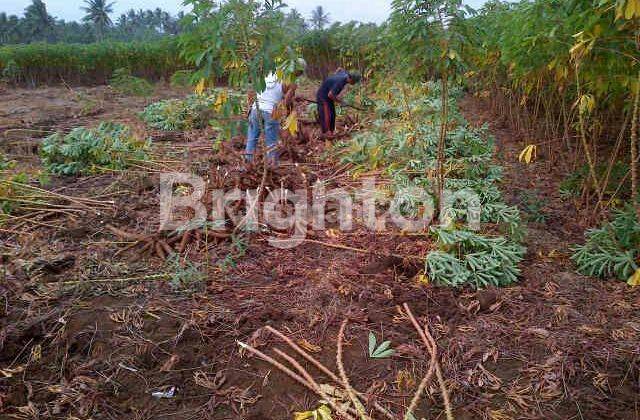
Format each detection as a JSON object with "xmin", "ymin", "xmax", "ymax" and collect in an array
[{"xmin": 0, "ymin": 86, "xmax": 638, "ymax": 419}]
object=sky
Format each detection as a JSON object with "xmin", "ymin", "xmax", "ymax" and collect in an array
[{"xmin": 2, "ymin": 0, "xmax": 488, "ymax": 24}]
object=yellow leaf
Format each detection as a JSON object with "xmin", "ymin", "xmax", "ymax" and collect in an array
[
  {"xmin": 578, "ymin": 94, "xmax": 595, "ymax": 115},
  {"xmin": 417, "ymin": 273, "xmax": 430, "ymax": 285},
  {"xmin": 518, "ymin": 144, "xmax": 537, "ymax": 164},
  {"xmin": 627, "ymin": 269, "xmax": 640, "ymax": 287},
  {"xmin": 195, "ymin": 78, "xmax": 206, "ymax": 95},
  {"xmin": 284, "ymin": 111, "xmax": 298, "ymax": 136},
  {"xmin": 214, "ymin": 91, "xmax": 228, "ymax": 112},
  {"xmin": 293, "ymin": 405, "xmax": 333, "ymax": 420},
  {"xmin": 625, "ymin": 0, "xmax": 638, "ymax": 19}
]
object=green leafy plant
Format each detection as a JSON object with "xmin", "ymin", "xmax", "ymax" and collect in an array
[
  {"xmin": 40, "ymin": 121, "xmax": 149, "ymax": 175},
  {"xmin": 426, "ymin": 228, "xmax": 525, "ymax": 288},
  {"xmin": 219, "ymin": 233, "xmax": 248, "ymax": 271},
  {"xmin": 1, "ymin": 59, "xmax": 20, "ymax": 84},
  {"xmin": 140, "ymin": 89, "xmax": 245, "ymax": 131},
  {"xmin": 368, "ymin": 331, "xmax": 395, "ymax": 359},
  {"xmin": 109, "ymin": 67, "xmax": 154, "ymax": 96},
  {"xmin": 166, "ymin": 252, "xmax": 206, "ymax": 291},
  {"xmin": 169, "ymin": 69, "xmax": 194, "ymax": 88},
  {"xmin": 0, "ymin": 40, "xmax": 185, "ymax": 87},
  {"xmin": 571, "ymin": 205, "xmax": 640, "ymax": 280}
]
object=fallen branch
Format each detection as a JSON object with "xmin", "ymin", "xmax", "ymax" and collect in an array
[{"xmin": 403, "ymin": 303, "xmax": 453, "ymax": 420}]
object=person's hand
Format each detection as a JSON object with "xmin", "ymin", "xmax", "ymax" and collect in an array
[{"xmin": 246, "ymin": 90, "xmax": 256, "ymax": 108}]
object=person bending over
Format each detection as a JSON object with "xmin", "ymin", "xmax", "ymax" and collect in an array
[{"xmin": 316, "ymin": 70, "xmax": 361, "ymax": 135}]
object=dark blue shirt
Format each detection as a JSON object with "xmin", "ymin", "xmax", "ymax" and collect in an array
[{"xmin": 317, "ymin": 73, "xmax": 349, "ymax": 102}]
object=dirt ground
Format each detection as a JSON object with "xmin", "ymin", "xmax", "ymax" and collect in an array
[{"xmin": 0, "ymin": 85, "xmax": 638, "ymax": 419}]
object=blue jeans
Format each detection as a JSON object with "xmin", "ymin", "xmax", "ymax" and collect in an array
[{"xmin": 245, "ymin": 108, "xmax": 279, "ymax": 163}]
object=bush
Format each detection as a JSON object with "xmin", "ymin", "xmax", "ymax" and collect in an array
[
  {"xmin": 572, "ymin": 205, "xmax": 640, "ymax": 280},
  {"xmin": 110, "ymin": 67, "xmax": 154, "ymax": 96},
  {"xmin": 40, "ymin": 122, "xmax": 149, "ymax": 175},
  {"xmin": 140, "ymin": 89, "xmax": 245, "ymax": 131}
]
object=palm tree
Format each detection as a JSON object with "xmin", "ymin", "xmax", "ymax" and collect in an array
[
  {"xmin": 81, "ymin": 0, "xmax": 115, "ymax": 41},
  {"xmin": 23, "ymin": 0, "xmax": 55, "ymax": 42},
  {"xmin": 285, "ymin": 8, "xmax": 307, "ymax": 35},
  {"xmin": 310, "ymin": 5, "xmax": 329, "ymax": 30}
]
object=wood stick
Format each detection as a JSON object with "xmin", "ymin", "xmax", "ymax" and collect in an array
[
  {"xmin": 273, "ymin": 348, "xmax": 355, "ymax": 419},
  {"xmin": 237, "ymin": 341, "xmax": 356, "ymax": 420},
  {"xmin": 265, "ymin": 326, "xmax": 396, "ymax": 419},
  {"xmin": 337, "ymin": 319, "xmax": 369, "ymax": 420},
  {"xmin": 403, "ymin": 303, "xmax": 453, "ymax": 420}
]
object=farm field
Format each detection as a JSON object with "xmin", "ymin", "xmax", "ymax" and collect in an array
[
  {"xmin": 2, "ymin": 0, "xmax": 640, "ymax": 418},
  {"xmin": 0, "ymin": 81, "xmax": 638, "ymax": 419}
]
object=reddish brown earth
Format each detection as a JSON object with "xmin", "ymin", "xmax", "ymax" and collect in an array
[{"xmin": 0, "ymin": 87, "xmax": 638, "ymax": 419}]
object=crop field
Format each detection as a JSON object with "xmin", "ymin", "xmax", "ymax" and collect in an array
[{"xmin": 1, "ymin": 0, "xmax": 640, "ymax": 419}]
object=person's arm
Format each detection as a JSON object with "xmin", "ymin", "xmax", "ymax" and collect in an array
[
  {"xmin": 283, "ymin": 83, "xmax": 297, "ymax": 106},
  {"xmin": 327, "ymin": 78, "xmax": 348, "ymax": 103},
  {"xmin": 246, "ymin": 89, "xmax": 256, "ymax": 109},
  {"xmin": 327, "ymin": 90, "xmax": 342, "ymax": 103}
]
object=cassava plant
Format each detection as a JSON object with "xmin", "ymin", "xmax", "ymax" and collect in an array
[{"xmin": 40, "ymin": 122, "xmax": 150, "ymax": 175}]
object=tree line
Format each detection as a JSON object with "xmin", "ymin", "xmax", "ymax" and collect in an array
[
  {"xmin": 0, "ymin": 0, "xmax": 185, "ymax": 44},
  {"xmin": 0, "ymin": 0, "xmax": 339, "ymax": 46}
]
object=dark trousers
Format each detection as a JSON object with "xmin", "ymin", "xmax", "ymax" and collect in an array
[{"xmin": 317, "ymin": 99, "xmax": 335, "ymax": 133}]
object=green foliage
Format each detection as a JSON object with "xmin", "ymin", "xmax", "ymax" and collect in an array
[
  {"xmin": 559, "ymin": 162, "xmax": 634, "ymax": 200},
  {"xmin": 299, "ymin": 22, "xmax": 383, "ymax": 79},
  {"xmin": 0, "ymin": 40, "xmax": 186, "ymax": 86},
  {"xmin": 0, "ymin": 59, "xmax": 19, "ymax": 84},
  {"xmin": 572, "ymin": 205, "xmax": 640, "ymax": 280},
  {"xmin": 169, "ymin": 69, "xmax": 194, "ymax": 88},
  {"xmin": 388, "ymin": 0, "xmax": 467, "ymax": 82},
  {"xmin": 179, "ymin": 0, "xmax": 290, "ymax": 92},
  {"xmin": 0, "ymin": 172, "xmax": 29, "ymax": 216},
  {"xmin": 166, "ymin": 253, "xmax": 205, "ymax": 291},
  {"xmin": 0, "ymin": 153, "xmax": 16, "ymax": 171},
  {"xmin": 368, "ymin": 332, "xmax": 395, "ymax": 359},
  {"xmin": 337, "ymin": 81, "xmax": 525, "ymax": 288},
  {"xmin": 219, "ymin": 234, "xmax": 248, "ymax": 271},
  {"xmin": 140, "ymin": 89, "xmax": 245, "ymax": 132},
  {"xmin": 427, "ymin": 227, "xmax": 525, "ymax": 288},
  {"xmin": 40, "ymin": 121, "xmax": 149, "ymax": 175},
  {"xmin": 109, "ymin": 67, "xmax": 153, "ymax": 96},
  {"xmin": 0, "ymin": 3, "xmax": 184, "ymax": 45}
]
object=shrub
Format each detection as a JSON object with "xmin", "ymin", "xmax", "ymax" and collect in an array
[
  {"xmin": 110, "ymin": 67, "xmax": 154, "ymax": 96},
  {"xmin": 572, "ymin": 205, "xmax": 640, "ymax": 280},
  {"xmin": 140, "ymin": 89, "xmax": 245, "ymax": 131},
  {"xmin": 40, "ymin": 122, "xmax": 149, "ymax": 175}
]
